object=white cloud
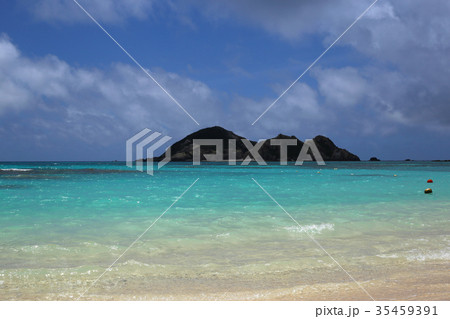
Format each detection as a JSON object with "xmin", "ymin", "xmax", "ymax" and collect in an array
[
  {"xmin": 313, "ymin": 67, "xmax": 368, "ymax": 107},
  {"xmin": 197, "ymin": 0, "xmax": 450, "ymax": 129},
  {"xmin": 365, "ymin": 2, "xmax": 397, "ymax": 20},
  {"xmin": 0, "ymin": 36, "xmax": 20, "ymax": 62},
  {"xmin": 226, "ymin": 82, "xmax": 330, "ymax": 141},
  {"xmin": 0, "ymin": 35, "xmax": 219, "ymax": 145}
]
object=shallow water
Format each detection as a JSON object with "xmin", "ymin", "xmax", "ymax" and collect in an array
[{"xmin": 0, "ymin": 161, "xmax": 449, "ymax": 300}]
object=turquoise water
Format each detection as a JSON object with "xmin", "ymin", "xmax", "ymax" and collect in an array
[{"xmin": 0, "ymin": 161, "xmax": 449, "ymax": 300}]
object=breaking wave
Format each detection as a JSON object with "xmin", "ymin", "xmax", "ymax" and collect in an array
[{"xmin": 284, "ymin": 223, "xmax": 334, "ymax": 234}]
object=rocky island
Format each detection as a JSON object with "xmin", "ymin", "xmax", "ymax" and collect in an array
[{"xmin": 148, "ymin": 126, "xmax": 360, "ymax": 162}]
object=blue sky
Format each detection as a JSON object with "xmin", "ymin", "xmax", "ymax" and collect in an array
[{"xmin": 0, "ymin": 0, "xmax": 449, "ymax": 161}]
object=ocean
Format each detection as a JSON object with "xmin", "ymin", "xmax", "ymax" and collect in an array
[{"xmin": 0, "ymin": 161, "xmax": 449, "ymax": 300}]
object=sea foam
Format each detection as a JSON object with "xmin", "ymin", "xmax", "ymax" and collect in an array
[{"xmin": 284, "ymin": 223, "xmax": 334, "ymax": 234}]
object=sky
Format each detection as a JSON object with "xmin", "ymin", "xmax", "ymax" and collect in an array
[{"xmin": 0, "ymin": 0, "xmax": 449, "ymax": 161}]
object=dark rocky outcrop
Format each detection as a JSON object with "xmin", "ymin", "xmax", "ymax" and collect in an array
[
  {"xmin": 246, "ymin": 134, "xmax": 304, "ymax": 162},
  {"xmin": 313, "ymin": 135, "xmax": 360, "ymax": 161},
  {"xmin": 369, "ymin": 157, "xmax": 380, "ymax": 161},
  {"xmin": 153, "ymin": 126, "xmax": 249, "ymax": 162},
  {"xmin": 151, "ymin": 126, "xmax": 360, "ymax": 162}
]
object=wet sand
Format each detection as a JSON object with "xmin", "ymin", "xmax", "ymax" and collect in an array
[{"xmin": 1, "ymin": 260, "xmax": 448, "ymax": 301}]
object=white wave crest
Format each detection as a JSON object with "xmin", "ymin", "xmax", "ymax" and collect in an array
[
  {"xmin": 0, "ymin": 168, "xmax": 32, "ymax": 172},
  {"xmin": 216, "ymin": 233, "xmax": 230, "ymax": 238},
  {"xmin": 284, "ymin": 223, "xmax": 334, "ymax": 234},
  {"xmin": 406, "ymin": 248, "xmax": 450, "ymax": 261}
]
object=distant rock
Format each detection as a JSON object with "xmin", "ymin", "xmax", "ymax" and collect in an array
[
  {"xmin": 369, "ymin": 157, "xmax": 380, "ymax": 161},
  {"xmin": 150, "ymin": 126, "xmax": 360, "ymax": 162}
]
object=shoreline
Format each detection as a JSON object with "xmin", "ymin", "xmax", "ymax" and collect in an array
[{"xmin": 1, "ymin": 261, "xmax": 448, "ymax": 301}]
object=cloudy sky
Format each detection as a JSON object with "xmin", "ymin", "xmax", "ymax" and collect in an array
[{"xmin": 0, "ymin": 0, "xmax": 449, "ymax": 161}]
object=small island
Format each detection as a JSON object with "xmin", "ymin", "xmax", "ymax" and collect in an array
[{"xmin": 147, "ymin": 126, "xmax": 360, "ymax": 162}]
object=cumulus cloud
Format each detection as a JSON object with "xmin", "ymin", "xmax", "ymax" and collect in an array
[
  {"xmin": 0, "ymin": 33, "xmax": 370, "ymax": 159},
  {"xmin": 226, "ymin": 82, "xmax": 336, "ymax": 142},
  {"xmin": 0, "ymin": 35, "xmax": 218, "ymax": 147},
  {"xmin": 199, "ymin": 0, "xmax": 450, "ymax": 130},
  {"xmin": 313, "ymin": 67, "xmax": 368, "ymax": 108}
]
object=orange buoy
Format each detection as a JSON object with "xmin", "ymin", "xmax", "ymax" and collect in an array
[
  {"xmin": 424, "ymin": 188, "xmax": 432, "ymax": 194},
  {"xmin": 427, "ymin": 179, "xmax": 433, "ymax": 183}
]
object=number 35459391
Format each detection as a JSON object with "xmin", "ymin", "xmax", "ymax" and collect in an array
[{"xmin": 376, "ymin": 305, "xmax": 437, "ymax": 316}]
